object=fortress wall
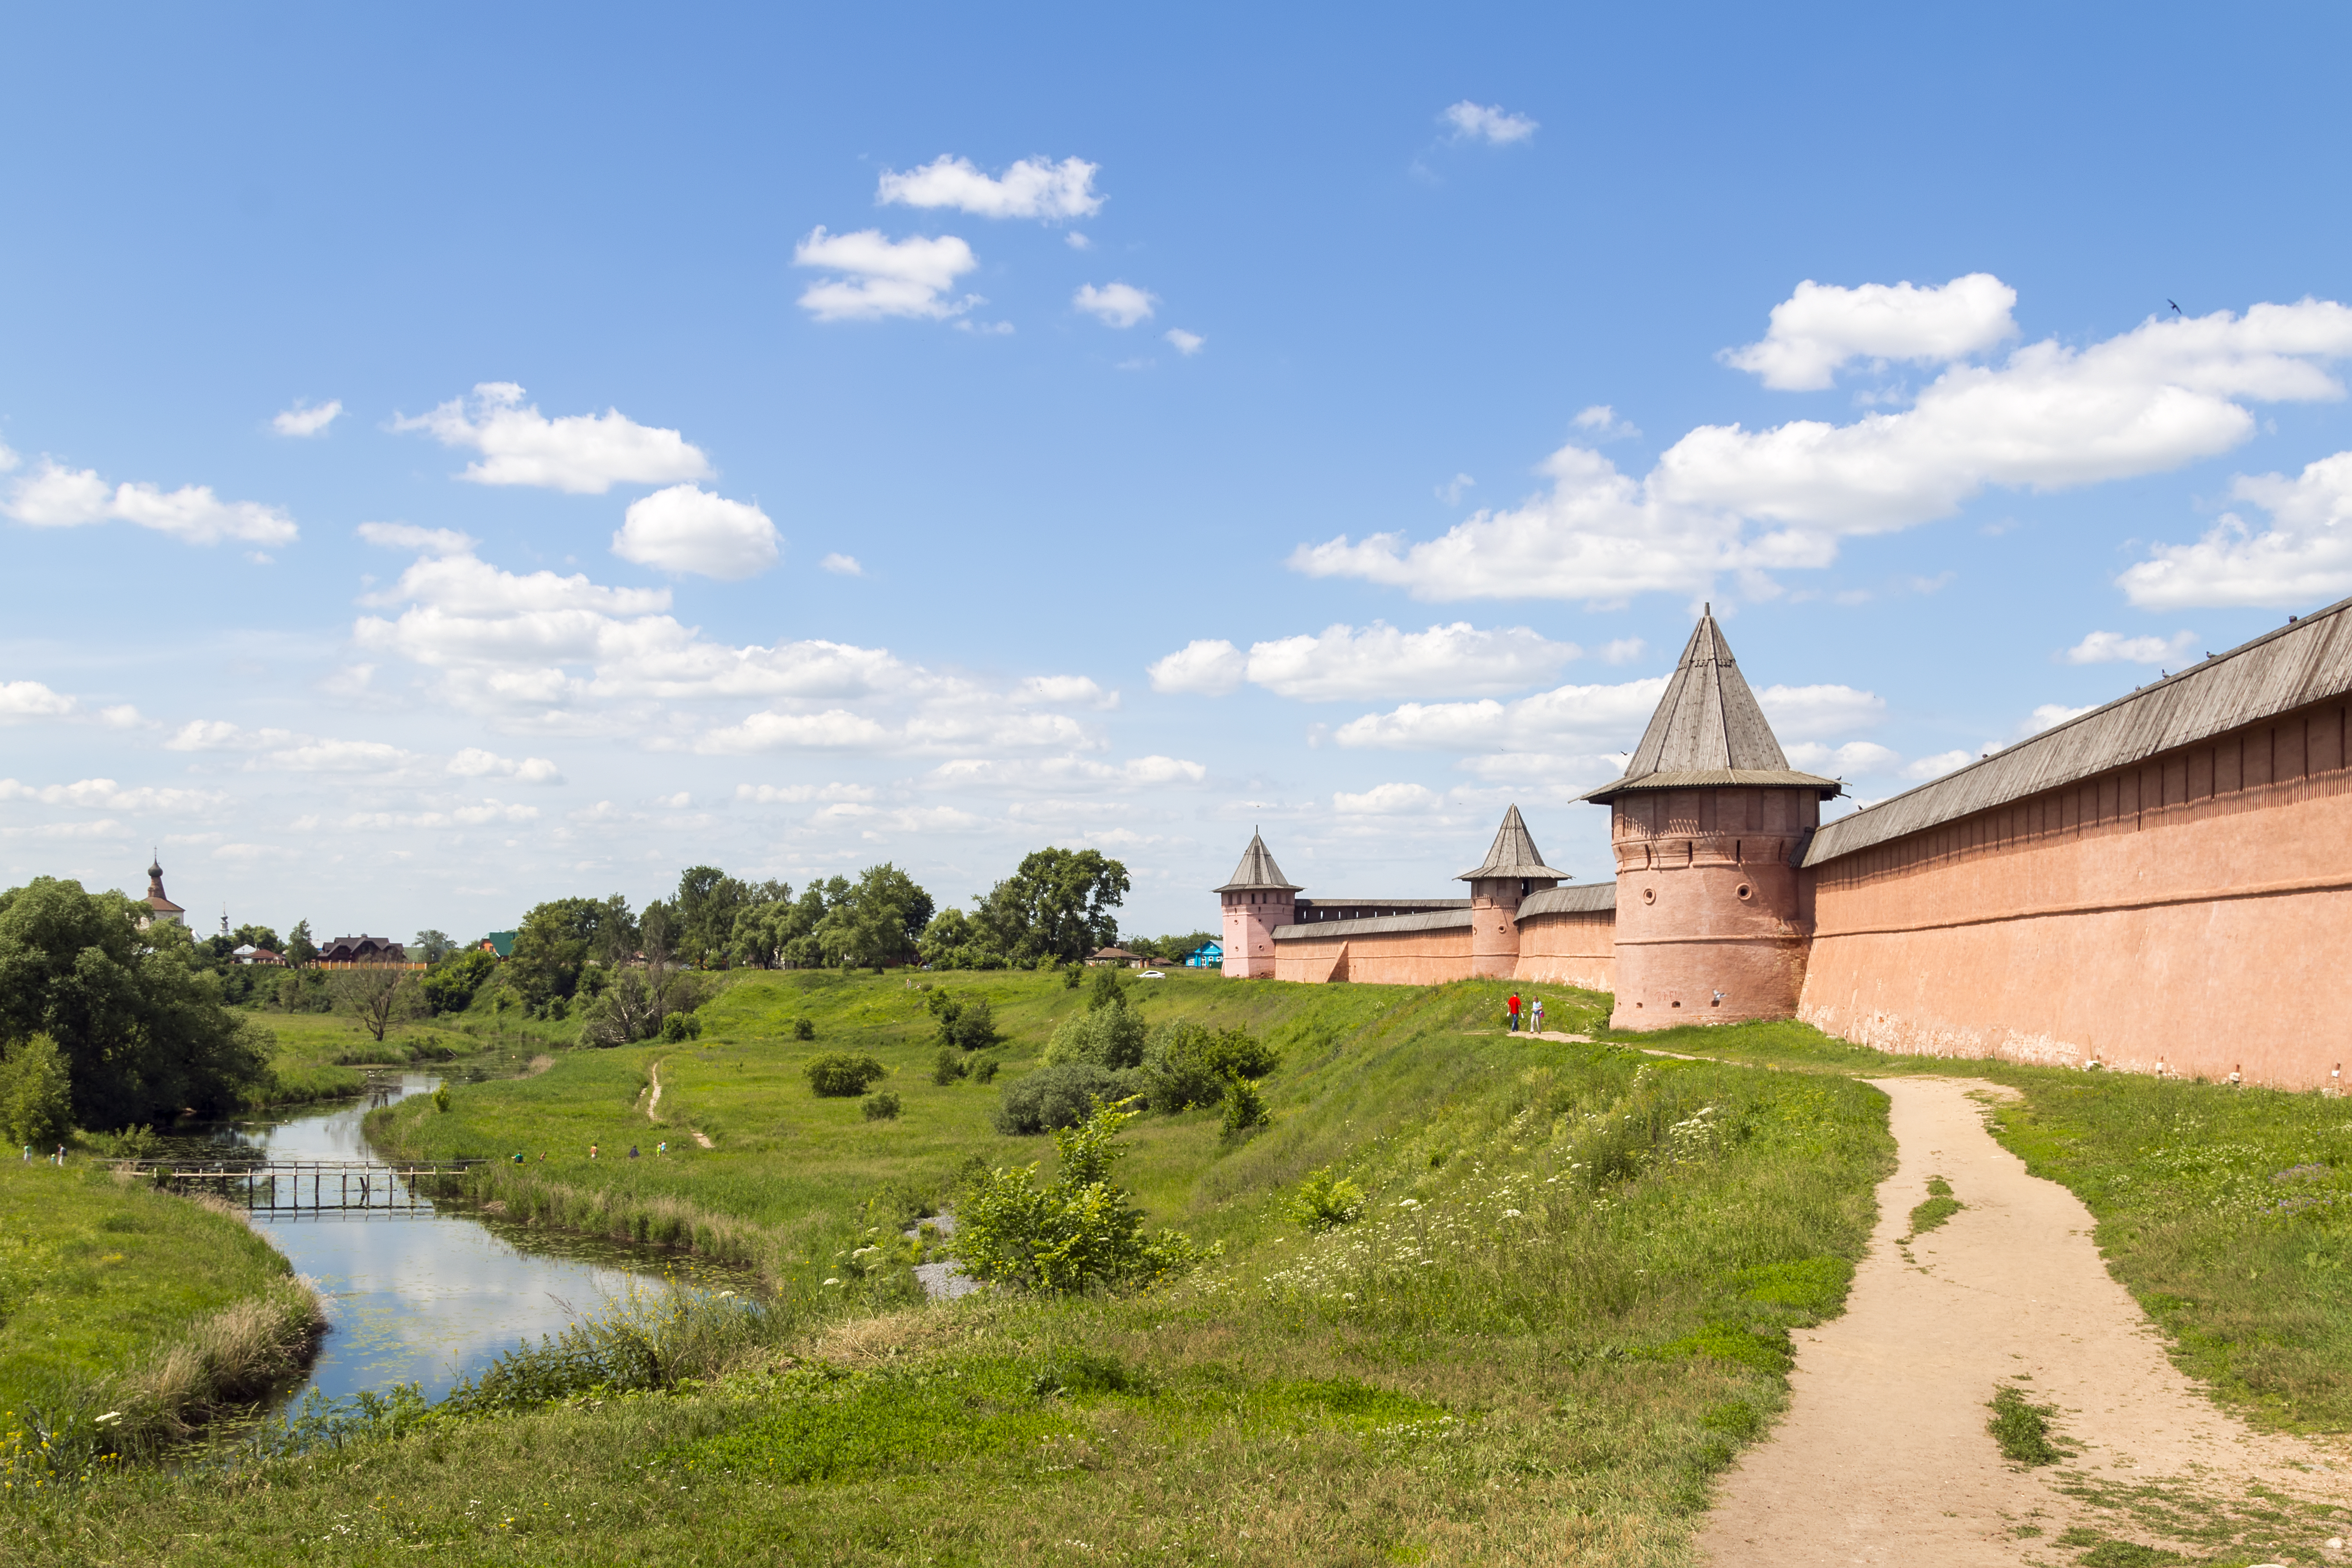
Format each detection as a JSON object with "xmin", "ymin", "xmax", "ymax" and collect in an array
[
  {"xmin": 1272, "ymin": 924, "xmax": 1475, "ymax": 985},
  {"xmin": 1801, "ymin": 699, "xmax": 2352, "ymax": 1088},
  {"xmin": 1512, "ymin": 907, "xmax": 1616, "ymax": 992}
]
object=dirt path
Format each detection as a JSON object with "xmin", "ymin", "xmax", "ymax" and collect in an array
[
  {"xmin": 644, "ymin": 1060, "xmax": 716, "ymax": 1148},
  {"xmin": 1697, "ymin": 1076, "xmax": 2345, "ymax": 1565}
]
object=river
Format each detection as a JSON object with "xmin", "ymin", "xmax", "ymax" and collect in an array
[{"xmin": 153, "ymin": 1070, "xmax": 756, "ymax": 1408}]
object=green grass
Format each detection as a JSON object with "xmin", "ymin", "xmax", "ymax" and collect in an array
[
  {"xmin": 1907, "ymin": 1174, "xmax": 1962, "ymax": 1237},
  {"xmin": 0, "ymin": 1160, "xmax": 320, "ymax": 1466},
  {"xmin": 245, "ymin": 1000, "xmax": 573, "ymax": 1108},
  {"xmin": 1617, "ymin": 1017, "xmax": 2352, "ymax": 1431},
  {"xmin": 3, "ymin": 974, "xmax": 1893, "ymax": 1564},
  {"xmin": 1986, "ymin": 1381, "xmax": 2070, "ymax": 1465}
]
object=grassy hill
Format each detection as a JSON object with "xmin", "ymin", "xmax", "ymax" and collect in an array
[{"xmin": 14, "ymin": 971, "xmax": 1893, "ymax": 1564}]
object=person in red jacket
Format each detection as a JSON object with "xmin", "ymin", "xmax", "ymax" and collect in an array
[{"xmin": 1506, "ymin": 992, "xmax": 1522, "ymax": 1032}]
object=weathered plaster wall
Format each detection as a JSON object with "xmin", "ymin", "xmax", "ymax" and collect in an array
[
  {"xmin": 1272, "ymin": 925, "xmax": 1475, "ymax": 985},
  {"xmin": 1221, "ymin": 891, "xmax": 1297, "ymax": 979},
  {"xmin": 1609, "ymin": 785, "xmax": 1817, "ymax": 1030},
  {"xmin": 1512, "ymin": 909, "xmax": 1616, "ymax": 992},
  {"xmin": 1801, "ymin": 700, "xmax": 2352, "ymax": 1089}
]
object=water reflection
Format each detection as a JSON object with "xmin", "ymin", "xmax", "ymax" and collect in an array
[{"xmin": 160, "ymin": 1073, "xmax": 755, "ymax": 1405}]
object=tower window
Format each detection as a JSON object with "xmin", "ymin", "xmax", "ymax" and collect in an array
[
  {"xmin": 1736, "ymin": 883, "xmax": 1753, "ymax": 901},
  {"xmin": 1641, "ymin": 887, "xmax": 1656, "ymax": 905}
]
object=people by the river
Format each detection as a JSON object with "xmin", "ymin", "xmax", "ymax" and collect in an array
[
  {"xmin": 1531, "ymin": 998, "xmax": 1545, "ymax": 1033},
  {"xmin": 628, "ymin": 1145, "xmax": 640, "ymax": 1159},
  {"xmin": 590, "ymin": 1143, "xmax": 599, "ymax": 1159},
  {"xmin": 657, "ymin": 1141, "xmax": 667, "ymax": 1155},
  {"xmin": 1506, "ymin": 992, "xmax": 1522, "ymax": 1032}
]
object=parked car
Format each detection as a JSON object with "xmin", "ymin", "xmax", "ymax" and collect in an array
[{"xmin": 1138, "ymin": 969, "xmax": 1165, "ymax": 980}]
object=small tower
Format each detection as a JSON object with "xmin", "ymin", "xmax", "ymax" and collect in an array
[
  {"xmin": 1455, "ymin": 805, "xmax": 1571, "ymax": 979},
  {"xmin": 143, "ymin": 851, "xmax": 186, "ymax": 928},
  {"xmin": 1584, "ymin": 608, "xmax": 1840, "ymax": 1030},
  {"xmin": 1216, "ymin": 831, "xmax": 1301, "ymax": 979}
]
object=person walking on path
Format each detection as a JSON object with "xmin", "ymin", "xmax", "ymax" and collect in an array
[
  {"xmin": 590, "ymin": 1142, "xmax": 599, "ymax": 1160},
  {"xmin": 1531, "ymin": 997, "xmax": 1545, "ymax": 1033},
  {"xmin": 1506, "ymin": 992, "xmax": 1522, "ymax": 1032}
]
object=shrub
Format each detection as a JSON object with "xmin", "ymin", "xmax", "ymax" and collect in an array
[
  {"xmin": 973, "ymin": 1057, "xmax": 1000, "ymax": 1084},
  {"xmin": 932, "ymin": 1048, "xmax": 970, "ymax": 1086},
  {"xmin": 1220, "ymin": 1072, "xmax": 1270, "ymax": 1136},
  {"xmin": 0, "ymin": 1031, "xmax": 75, "ymax": 1148},
  {"xmin": 995, "ymin": 1063, "xmax": 1142, "ymax": 1135},
  {"xmin": 660, "ymin": 1010, "xmax": 703, "ymax": 1043},
  {"xmin": 862, "ymin": 1091, "xmax": 902, "ymax": 1121},
  {"xmin": 792, "ymin": 1017, "xmax": 816, "ymax": 1041},
  {"xmin": 1288, "ymin": 1165, "xmax": 1365, "ymax": 1230},
  {"xmin": 950, "ymin": 1097, "xmax": 1209, "ymax": 1293},
  {"xmin": 431, "ymin": 1084, "xmax": 452, "ymax": 1114},
  {"xmin": 1042, "ymin": 1002, "xmax": 1145, "ymax": 1070},
  {"xmin": 86, "ymin": 1123, "xmax": 160, "ymax": 1160},
  {"xmin": 805, "ymin": 1053, "xmax": 887, "ymax": 1097},
  {"xmin": 930, "ymin": 993, "xmax": 999, "ymax": 1052},
  {"xmin": 420, "ymin": 948, "xmax": 498, "ymax": 1014},
  {"xmin": 1140, "ymin": 1020, "xmax": 1279, "ymax": 1112}
]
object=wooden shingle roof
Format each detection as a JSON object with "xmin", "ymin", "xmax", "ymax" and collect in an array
[
  {"xmin": 1216, "ymin": 832, "xmax": 1301, "ymax": 892},
  {"xmin": 1584, "ymin": 608, "xmax": 1841, "ymax": 803},
  {"xmin": 1455, "ymin": 804, "xmax": 1573, "ymax": 882}
]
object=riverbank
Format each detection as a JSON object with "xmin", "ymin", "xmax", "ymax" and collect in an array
[
  {"xmin": 0, "ymin": 1159, "xmax": 325, "ymax": 1473},
  {"xmin": 246, "ymin": 1009, "xmax": 573, "ymax": 1110}
]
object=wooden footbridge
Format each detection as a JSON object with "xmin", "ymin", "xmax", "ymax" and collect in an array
[{"xmin": 117, "ymin": 1159, "xmax": 490, "ymax": 1213}]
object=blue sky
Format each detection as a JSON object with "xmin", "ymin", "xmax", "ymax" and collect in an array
[{"xmin": 7, "ymin": 3, "xmax": 2352, "ymax": 943}]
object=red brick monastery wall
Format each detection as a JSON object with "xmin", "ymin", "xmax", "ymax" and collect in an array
[
  {"xmin": 1800, "ymin": 698, "xmax": 2352, "ymax": 1089},
  {"xmin": 1272, "ymin": 924, "xmax": 1476, "ymax": 985},
  {"xmin": 1510, "ymin": 909, "xmax": 1616, "ymax": 992}
]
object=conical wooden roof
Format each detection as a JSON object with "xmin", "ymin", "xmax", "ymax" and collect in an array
[
  {"xmin": 1583, "ymin": 608, "xmax": 1841, "ymax": 803},
  {"xmin": 1216, "ymin": 831, "xmax": 1300, "ymax": 892},
  {"xmin": 1455, "ymin": 804, "xmax": 1572, "ymax": 881}
]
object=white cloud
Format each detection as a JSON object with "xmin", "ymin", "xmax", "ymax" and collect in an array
[
  {"xmin": 1066, "ymin": 232, "xmax": 1092, "ymax": 251},
  {"xmin": 97, "ymin": 704, "xmax": 144, "ymax": 729},
  {"xmin": 611, "ymin": 485, "xmax": 779, "ymax": 580},
  {"xmin": 875, "ymin": 155, "xmax": 1103, "ymax": 220},
  {"xmin": 1237, "ymin": 622, "xmax": 1581, "ymax": 701},
  {"xmin": 0, "ymin": 777, "xmax": 227, "ymax": 811},
  {"xmin": 2118, "ymin": 450, "xmax": 2352, "ymax": 609},
  {"xmin": 1783, "ymin": 741, "xmax": 1902, "ymax": 776},
  {"xmin": 272, "ymin": 399, "xmax": 343, "ymax": 437},
  {"xmin": 1723, "ymin": 274, "xmax": 2019, "ymax": 391},
  {"xmin": 1074, "ymin": 283, "xmax": 1156, "ymax": 329},
  {"xmin": 265, "ymin": 738, "xmax": 413, "ymax": 773},
  {"xmin": 165, "ymin": 720, "xmax": 293, "ymax": 751},
  {"xmin": 448, "ymin": 748, "xmax": 564, "ymax": 783},
  {"xmin": 1333, "ymin": 676, "xmax": 1668, "ymax": 752},
  {"xmin": 794, "ymin": 228, "xmax": 978, "ymax": 322},
  {"xmin": 1295, "ymin": 287, "xmax": 2352, "ymax": 603},
  {"xmin": 924, "ymin": 754, "xmax": 1206, "ymax": 791},
  {"xmin": 0, "ymin": 443, "xmax": 15, "ymax": 472},
  {"xmin": 1571, "ymin": 405, "xmax": 1640, "ymax": 441},
  {"xmin": 1601, "ymin": 637, "xmax": 1645, "ymax": 664},
  {"xmin": 1442, "ymin": 101, "xmax": 1538, "ymax": 144},
  {"xmin": 734, "ymin": 782, "xmax": 876, "ymax": 805},
  {"xmin": 358, "ymin": 521, "xmax": 477, "ymax": 556},
  {"xmin": 2062, "ymin": 629, "xmax": 2199, "ymax": 665},
  {"xmin": 1438, "ymin": 473, "xmax": 1476, "ymax": 506},
  {"xmin": 1148, "ymin": 639, "xmax": 1247, "ymax": 696},
  {"xmin": 341, "ymin": 799, "xmax": 539, "ymax": 832},
  {"xmin": 696, "ymin": 706, "xmax": 1091, "ymax": 757},
  {"xmin": 1164, "ymin": 329, "xmax": 1204, "ymax": 356},
  {"xmin": 1899, "ymin": 750, "xmax": 1974, "ymax": 780},
  {"xmin": 1332, "ymin": 782, "xmax": 1445, "ymax": 814},
  {"xmin": 392, "ymin": 383, "xmax": 712, "ymax": 494},
  {"xmin": 1012, "ymin": 675, "xmax": 1117, "ymax": 708},
  {"xmin": 0, "ymin": 681, "xmax": 78, "ymax": 720},
  {"xmin": 820, "ymin": 553, "xmax": 864, "ymax": 576},
  {"xmin": 1755, "ymin": 683, "xmax": 1885, "ymax": 740},
  {"xmin": 4, "ymin": 459, "xmax": 296, "ymax": 545},
  {"xmin": 2028, "ymin": 701, "xmax": 2096, "ymax": 733}
]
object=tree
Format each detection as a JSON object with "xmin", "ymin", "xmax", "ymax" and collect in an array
[
  {"xmin": 973, "ymin": 849, "xmax": 1129, "ymax": 965},
  {"xmin": 231, "ymin": 922, "xmax": 281, "ymax": 955},
  {"xmin": 508, "ymin": 895, "xmax": 632, "ymax": 1006},
  {"xmin": 330, "ymin": 965, "xmax": 424, "ymax": 1042},
  {"xmin": 0, "ymin": 1031, "xmax": 74, "ymax": 1147},
  {"xmin": 951, "ymin": 1098, "xmax": 1207, "ymax": 1292},
  {"xmin": 421, "ymin": 948, "xmax": 497, "ymax": 1013},
  {"xmin": 727, "ymin": 890, "xmax": 812, "ymax": 969},
  {"xmin": 813, "ymin": 864, "xmax": 936, "ymax": 970},
  {"xmin": 284, "ymin": 919, "xmax": 317, "ymax": 968},
  {"xmin": 0, "ymin": 878, "xmax": 267, "ymax": 1129},
  {"xmin": 412, "ymin": 930, "xmax": 457, "ymax": 964}
]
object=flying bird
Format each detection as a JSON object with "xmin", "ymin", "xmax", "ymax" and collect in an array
[{"xmin": 2168, "ymin": 299, "xmax": 2183, "ymax": 316}]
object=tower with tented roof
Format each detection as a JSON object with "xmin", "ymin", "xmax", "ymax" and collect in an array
[
  {"xmin": 1583, "ymin": 607, "xmax": 1841, "ymax": 1029},
  {"xmin": 1455, "ymin": 804, "xmax": 1571, "ymax": 978},
  {"xmin": 1216, "ymin": 831, "xmax": 1301, "ymax": 978}
]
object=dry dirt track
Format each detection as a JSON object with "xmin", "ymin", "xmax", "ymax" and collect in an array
[{"xmin": 1695, "ymin": 1076, "xmax": 2347, "ymax": 1566}]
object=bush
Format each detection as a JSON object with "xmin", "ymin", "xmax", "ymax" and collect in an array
[
  {"xmin": 929, "ymin": 993, "xmax": 999, "ymax": 1052},
  {"xmin": 431, "ymin": 1084, "xmax": 452, "ymax": 1114},
  {"xmin": 949, "ymin": 1097, "xmax": 1208, "ymax": 1293},
  {"xmin": 931, "ymin": 1048, "xmax": 970, "ymax": 1086},
  {"xmin": 86, "ymin": 1123, "xmax": 160, "ymax": 1160},
  {"xmin": 973, "ymin": 1057, "xmax": 1000, "ymax": 1084},
  {"xmin": 420, "ymin": 947, "xmax": 498, "ymax": 1014},
  {"xmin": 1220, "ymin": 1072, "xmax": 1270, "ymax": 1136},
  {"xmin": 995, "ymin": 1063, "xmax": 1142, "ymax": 1135},
  {"xmin": 1140, "ymin": 1020, "xmax": 1279, "ymax": 1112},
  {"xmin": 660, "ymin": 1010, "xmax": 703, "ymax": 1042},
  {"xmin": 1042, "ymin": 1002, "xmax": 1145, "ymax": 1070},
  {"xmin": 1288, "ymin": 1165, "xmax": 1365, "ymax": 1230},
  {"xmin": 0, "ymin": 1031, "xmax": 75, "ymax": 1148},
  {"xmin": 792, "ymin": 1017, "xmax": 816, "ymax": 1041},
  {"xmin": 805, "ymin": 1053, "xmax": 887, "ymax": 1097},
  {"xmin": 862, "ymin": 1091, "xmax": 902, "ymax": 1121}
]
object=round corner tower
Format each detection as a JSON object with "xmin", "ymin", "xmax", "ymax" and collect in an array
[
  {"xmin": 1584, "ymin": 608, "xmax": 1841, "ymax": 1031},
  {"xmin": 1215, "ymin": 831, "xmax": 1300, "ymax": 979},
  {"xmin": 1455, "ymin": 804, "xmax": 1567, "ymax": 978}
]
